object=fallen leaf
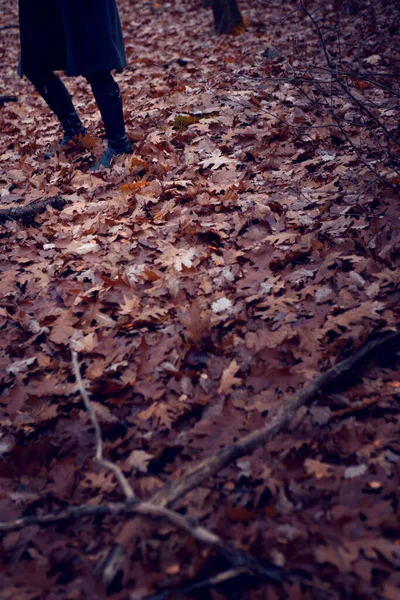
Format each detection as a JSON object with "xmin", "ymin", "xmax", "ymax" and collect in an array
[{"xmin": 218, "ymin": 360, "xmax": 242, "ymax": 395}]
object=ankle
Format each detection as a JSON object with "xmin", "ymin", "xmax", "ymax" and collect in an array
[
  {"xmin": 108, "ymin": 136, "xmax": 132, "ymax": 156},
  {"xmin": 61, "ymin": 126, "xmax": 86, "ymax": 145},
  {"xmin": 89, "ymin": 141, "xmax": 132, "ymax": 171}
]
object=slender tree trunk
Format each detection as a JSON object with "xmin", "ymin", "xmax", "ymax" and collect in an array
[{"xmin": 203, "ymin": 0, "xmax": 245, "ymax": 35}]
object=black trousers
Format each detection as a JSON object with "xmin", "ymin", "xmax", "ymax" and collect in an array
[
  {"xmin": 25, "ymin": 68, "xmax": 118, "ymax": 101},
  {"xmin": 24, "ymin": 67, "xmax": 127, "ymax": 145}
]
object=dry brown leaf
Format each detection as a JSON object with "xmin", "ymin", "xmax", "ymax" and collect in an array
[{"xmin": 218, "ymin": 360, "xmax": 242, "ymax": 395}]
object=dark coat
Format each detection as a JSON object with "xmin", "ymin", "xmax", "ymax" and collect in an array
[{"xmin": 18, "ymin": 0, "xmax": 127, "ymax": 77}]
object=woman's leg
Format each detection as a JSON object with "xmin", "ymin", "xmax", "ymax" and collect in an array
[
  {"xmin": 24, "ymin": 67, "xmax": 86, "ymax": 145},
  {"xmin": 85, "ymin": 71, "xmax": 132, "ymax": 169}
]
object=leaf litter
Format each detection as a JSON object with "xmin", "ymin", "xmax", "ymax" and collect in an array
[{"xmin": 1, "ymin": 0, "xmax": 400, "ymax": 598}]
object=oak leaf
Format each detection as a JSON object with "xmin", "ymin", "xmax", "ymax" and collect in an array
[{"xmin": 218, "ymin": 360, "xmax": 242, "ymax": 395}]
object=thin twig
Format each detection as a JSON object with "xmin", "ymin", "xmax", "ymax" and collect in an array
[
  {"xmin": 0, "ymin": 499, "xmax": 225, "ymax": 548},
  {"xmin": 292, "ymin": 75, "xmax": 400, "ymax": 186},
  {"xmin": 300, "ymin": 1, "xmax": 400, "ymax": 149},
  {"xmin": 288, "ymin": 70, "xmax": 400, "ymax": 185},
  {"xmin": 72, "ymin": 350, "xmax": 136, "ymax": 500},
  {"xmin": 0, "ymin": 499, "xmax": 260, "ymax": 559},
  {"xmin": 310, "ymin": 66, "xmax": 400, "ymax": 99},
  {"xmin": 327, "ymin": 108, "xmax": 399, "ymax": 188}
]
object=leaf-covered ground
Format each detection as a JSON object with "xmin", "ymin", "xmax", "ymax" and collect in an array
[{"xmin": 1, "ymin": 1, "xmax": 400, "ymax": 598}]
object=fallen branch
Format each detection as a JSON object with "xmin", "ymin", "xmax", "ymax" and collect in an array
[
  {"xmin": 100, "ymin": 330, "xmax": 400, "ymax": 585},
  {"xmin": 0, "ymin": 495, "xmax": 284, "ymax": 582},
  {"xmin": 0, "ymin": 196, "xmax": 67, "ymax": 225},
  {"xmin": 0, "ymin": 24, "xmax": 18, "ymax": 32},
  {"xmin": 153, "ymin": 330, "xmax": 400, "ymax": 508},
  {"xmin": 0, "ymin": 501, "xmax": 137, "ymax": 532},
  {"xmin": 0, "ymin": 95, "xmax": 17, "ymax": 106},
  {"xmin": 70, "ymin": 351, "xmax": 285, "ymax": 586},
  {"xmin": 3, "ymin": 334, "xmax": 397, "ymax": 590}
]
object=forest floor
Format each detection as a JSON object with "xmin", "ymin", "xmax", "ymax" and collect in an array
[{"xmin": 1, "ymin": 1, "xmax": 400, "ymax": 599}]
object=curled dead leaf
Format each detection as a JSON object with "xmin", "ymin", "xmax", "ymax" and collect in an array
[{"xmin": 218, "ymin": 360, "xmax": 242, "ymax": 395}]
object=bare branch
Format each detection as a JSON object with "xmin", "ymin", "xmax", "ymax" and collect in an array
[
  {"xmin": 69, "ymin": 351, "xmax": 286, "ymax": 585},
  {"xmin": 0, "ymin": 501, "xmax": 137, "ymax": 532},
  {"xmin": 152, "ymin": 330, "xmax": 400, "ymax": 508},
  {"xmin": 300, "ymin": 1, "xmax": 400, "ymax": 148},
  {"xmin": 0, "ymin": 95, "xmax": 17, "ymax": 106},
  {"xmin": 0, "ymin": 498, "xmax": 222, "ymax": 545},
  {"xmin": 0, "ymin": 499, "xmax": 284, "ymax": 584},
  {"xmin": 326, "ymin": 107, "xmax": 398, "ymax": 188},
  {"xmin": 100, "ymin": 330, "xmax": 400, "ymax": 586},
  {"xmin": 0, "ymin": 351, "xmax": 286, "ymax": 588},
  {"xmin": 0, "ymin": 196, "xmax": 67, "ymax": 225},
  {"xmin": 72, "ymin": 350, "xmax": 136, "ymax": 500},
  {"xmin": 0, "ymin": 24, "xmax": 18, "ymax": 32}
]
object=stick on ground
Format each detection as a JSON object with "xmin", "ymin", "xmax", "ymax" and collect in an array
[
  {"xmin": 0, "ymin": 24, "xmax": 18, "ymax": 32},
  {"xmin": 154, "ymin": 330, "xmax": 400, "ymax": 507},
  {"xmin": 70, "ymin": 350, "xmax": 285, "ymax": 585},
  {"xmin": 0, "ymin": 196, "xmax": 67, "ymax": 225},
  {"xmin": 72, "ymin": 351, "xmax": 136, "ymax": 500},
  {"xmin": 0, "ymin": 95, "xmax": 17, "ymax": 106},
  {"xmin": 100, "ymin": 329, "xmax": 400, "ymax": 586},
  {"xmin": 2, "ymin": 334, "xmax": 398, "ymax": 591}
]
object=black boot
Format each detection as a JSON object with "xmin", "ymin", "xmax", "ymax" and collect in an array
[
  {"xmin": 58, "ymin": 112, "xmax": 86, "ymax": 146},
  {"xmin": 45, "ymin": 111, "xmax": 87, "ymax": 159},
  {"xmin": 25, "ymin": 71, "xmax": 86, "ymax": 158},
  {"xmin": 88, "ymin": 76, "xmax": 132, "ymax": 171}
]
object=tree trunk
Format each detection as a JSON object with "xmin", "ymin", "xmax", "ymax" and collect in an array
[{"xmin": 208, "ymin": 0, "xmax": 245, "ymax": 35}]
